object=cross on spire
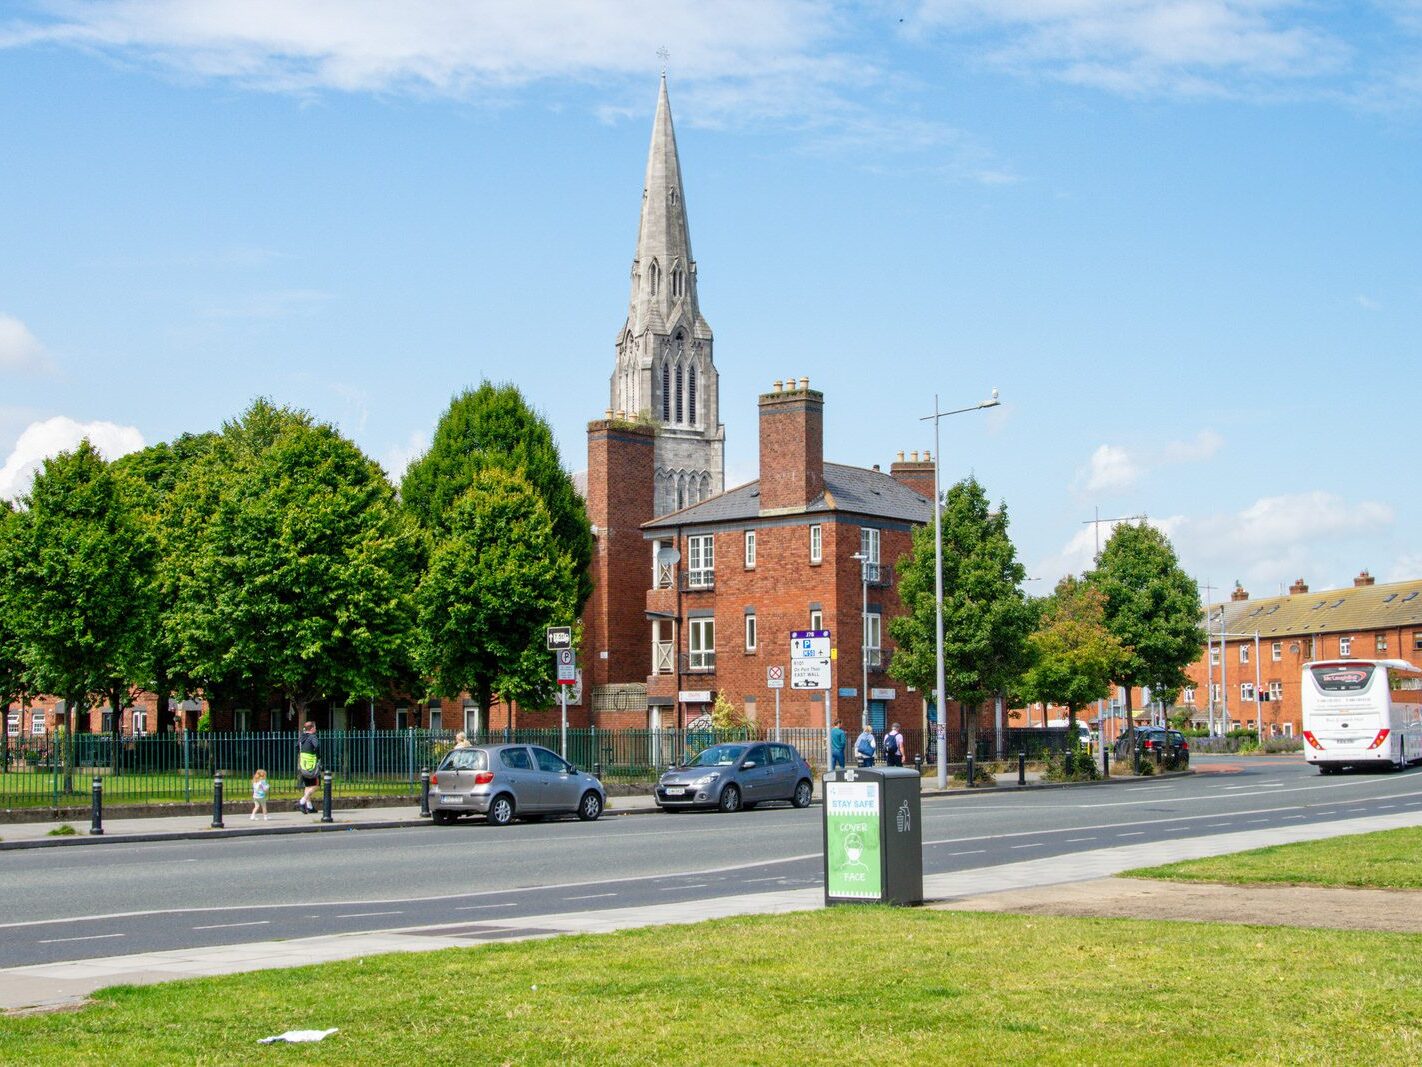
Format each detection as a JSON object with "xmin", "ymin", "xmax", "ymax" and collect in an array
[{"xmin": 657, "ymin": 47, "xmax": 670, "ymax": 73}]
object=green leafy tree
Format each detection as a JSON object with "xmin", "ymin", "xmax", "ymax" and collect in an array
[
  {"xmin": 1018, "ymin": 575, "xmax": 1127, "ymax": 736},
  {"xmin": 402, "ymin": 382, "xmax": 594, "ymax": 612},
  {"xmin": 2, "ymin": 441, "xmax": 156, "ymax": 759},
  {"xmin": 164, "ymin": 401, "xmax": 424, "ymax": 720},
  {"xmin": 889, "ymin": 477, "xmax": 1034, "ymax": 749},
  {"xmin": 1088, "ymin": 522, "xmax": 1204, "ymax": 748},
  {"xmin": 414, "ymin": 466, "xmax": 578, "ymax": 716},
  {"xmin": 111, "ymin": 433, "xmax": 218, "ymax": 731},
  {"xmin": 0, "ymin": 501, "xmax": 28, "ymax": 757}
]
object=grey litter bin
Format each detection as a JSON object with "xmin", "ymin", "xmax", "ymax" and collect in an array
[{"xmin": 822, "ymin": 766, "xmax": 922, "ymax": 906}]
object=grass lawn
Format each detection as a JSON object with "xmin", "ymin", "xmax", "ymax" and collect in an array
[
  {"xmin": 1126, "ymin": 827, "xmax": 1422, "ymax": 890},
  {"xmin": 0, "ymin": 774, "xmax": 418, "ymax": 809},
  {"xmin": 3, "ymin": 909, "xmax": 1421, "ymax": 1065}
]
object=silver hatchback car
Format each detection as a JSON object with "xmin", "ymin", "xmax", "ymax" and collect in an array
[
  {"xmin": 655, "ymin": 741, "xmax": 815, "ymax": 812},
  {"xmin": 430, "ymin": 744, "xmax": 606, "ymax": 825}
]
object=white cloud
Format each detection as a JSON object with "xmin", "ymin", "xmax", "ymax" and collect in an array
[
  {"xmin": 198, "ymin": 289, "xmax": 333, "ymax": 319},
  {"xmin": 1385, "ymin": 553, "xmax": 1422, "ymax": 583},
  {"xmin": 1356, "ymin": 294, "xmax": 1381, "ymax": 310},
  {"xmin": 0, "ymin": 417, "xmax": 146, "ymax": 501},
  {"xmin": 911, "ymin": 0, "xmax": 1350, "ymax": 98},
  {"xmin": 380, "ymin": 429, "xmax": 428, "ymax": 484},
  {"xmin": 1079, "ymin": 443, "xmax": 1141, "ymax": 493},
  {"xmin": 1074, "ymin": 429, "xmax": 1223, "ymax": 495},
  {"xmin": 0, "ymin": 313, "xmax": 50, "ymax": 372},
  {"xmin": 1036, "ymin": 489, "xmax": 1396, "ymax": 590}
]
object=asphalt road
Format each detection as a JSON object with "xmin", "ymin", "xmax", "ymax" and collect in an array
[{"xmin": 5, "ymin": 755, "xmax": 1421, "ymax": 968}]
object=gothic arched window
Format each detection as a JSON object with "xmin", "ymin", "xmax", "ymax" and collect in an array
[
  {"xmin": 674, "ymin": 364, "xmax": 684, "ymax": 424},
  {"xmin": 688, "ymin": 365, "xmax": 697, "ymax": 424},
  {"xmin": 648, "ymin": 260, "xmax": 660, "ymax": 297},
  {"xmin": 661, "ymin": 362, "xmax": 670, "ymax": 422},
  {"xmin": 699, "ymin": 472, "xmax": 711, "ymax": 501},
  {"xmin": 671, "ymin": 266, "xmax": 684, "ymax": 299}
]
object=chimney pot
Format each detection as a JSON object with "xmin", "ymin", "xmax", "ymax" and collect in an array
[
  {"xmin": 772, "ymin": 380, "xmax": 782, "ymax": 393},
  {"xmin": 910, "ymin": 451, "xmax": 919, "ymax": 462},
  {"xmin": 897, "ymin": 451, "xmax": 905, "ymax": 462},
  {"xmin": 604, "ymin": 409, "xmax": 614, "ymax": 420},
  {"xmin": 1354, "ymin": 570, "xmax": 1375, "ymax": 587},
  {"xmin": 923, "ymin": 451, "xmax": 931, "ymax": 462},
  {"xmin": 1231, "ymin": 582, "xmax": 1249, "ymax": 602},
  {"xmin": 799, "ymin": 376, "xmax": 809, "ymax": 391},
  {"xmin": 1289, "ymin": 578, "xmax": 1309, "ymax": 595}
]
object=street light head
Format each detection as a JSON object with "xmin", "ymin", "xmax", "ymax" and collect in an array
[{"xmin": 980, "ymin": 388, "xmax": 1001, "ymax": 410}]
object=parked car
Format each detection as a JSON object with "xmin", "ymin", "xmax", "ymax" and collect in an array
[
  {"xmin": 430, "ymin": 743, "xmax": 606, "ymax": 825},
  {"xmin": 1112, "ymin": 727, "xmax": 1190, "ymax": 768},
  {"xmin": 655, "ymin": 741, "xmax": 815, "ymax": 812}
]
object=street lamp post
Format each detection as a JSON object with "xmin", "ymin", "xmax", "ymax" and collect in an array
[
  {"xmin": 851, "ymin": 550, "xmax": 870, "ymax": 728},
  {"xmin": 921, "ymin": 389, "xmax": 1001, "ymax": 789}
]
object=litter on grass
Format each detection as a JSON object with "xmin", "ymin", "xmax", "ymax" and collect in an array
[{"xmin": 258, "ymin": 1028, "xmax": 339, "ymax": 1044}]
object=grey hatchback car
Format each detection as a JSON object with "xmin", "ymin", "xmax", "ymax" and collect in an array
[
  {"xmin": 655, "ymin": 741, "xmax": 815, "ymax": 813},
  {"xmin": 430, "ymin": 744, "xmax": 606, "ymax": 825}
]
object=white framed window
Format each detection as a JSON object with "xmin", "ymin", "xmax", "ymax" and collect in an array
[
  {"xmin": 1209, "ymin": 646, "xmax": 1220, "ymax": 666},
  {"xmin": 1376, "ymin": 634, "xmax": 1388, "ymax": 653},
  {"xmin": 1339, "ymin": 636, "xmax": 1352, "ymax": 657},
  {"xmin": 1210, "ymin": 683, "xmax": 1222, "ymax": 704},
  {"xmin": 809, "ymin": 609, "xmax": 823, "ymax": 632},
  {"xmin": 1271, "ymin": 641, "xmax": 1282, "ymax": 661},
  {"xmin": 809, "ymin": 524, "xmax": 822, "ymax": 564},
  {"xmin": 744, "ymin": 613, "xmax": 757, "ymax": 652},
  {"xmin": 100, "ymin": 710, "xmax": 113, "ymax": 733},
  {"xmin": 132, "ymin": 709, "xmax": 148, "ymax": 735},
  {"xmin": 396, "ymin": 706, "xmax": 410, "ymax": 730},
  {"xmin": 859, "ymin": 527, "xmax": 880, "ymax": 564},
  {"xmin": 1183, "ymin": 687, "xmax": 1196, "ymax": 704},
  {"xmin": 689, "ymin": 618, "xmax": 716, "ymax": 670},
  {"xmin": 864, "ymin": 612, "xmax": 881, "ymax": 667},
  {"xmin": 233, "ymin": 708, "xmax": 252, "ymax": 732},
  {"xmin": 5, "ymin": 711, "xmax": 19, "ymax": 735},
  {"xmin": 688, "ymin": 534, "xmax": 714, "ymax": 588},
  {"xmin": 1239, "ymin": 644, "xmax": 1250, "ymax": 664},
  {"xmin": 744, "ymin": 530, "xmax": 756, "ymax": 569},
  {"xmin": 1241, "ymin": 682, "xmax": 1255, "ymax": 702},
  {"xmin": 1268, "ymin": 680, "xmax": 1283, "ymax": 702},
  {"xmin": 1281, "ymin": 722, "xmax": 1294, "ymax": 737},
  {"xmin": 31, "ymin": 711, "xmax": 47, "ymax": 735}
]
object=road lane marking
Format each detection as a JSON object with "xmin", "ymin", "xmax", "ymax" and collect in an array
[
  {"xmin": 192, "ymin": 921, "xmax": 270, "ymax": 931},
  {"xmin": 455, "ymin": 903, "xmax": 517, "ymax": 911},
  {"xmin": 947, "ymin": 849, "xmax": 986, "ymax": 856},
  {"xmin": 660, "ymin": 884, "xmax": 709, "ymax": 891},
  {"xmin": 1246, "ymin": 819, "xmax": 1268, "ymax": 824},
  {"xmin": 334, "ymin": 910, "xmax": 404, "ymax": 919},
  {"xmin": 1009, "ymin": 843, "xmax": 1042, "ymax": 850},
  {"xmin": 1064, "ymin": 838, "xmax": 1095, "ymax": 843},
  {"xmin": 1081, "ymin": 782, "xmax": 1422, "ymax": 809},
  {"xmin": 1117, "ymin": 832, "xmax": 1145, "ymax": 838},
  {"xmin": 564, "ymin": 893, "xmax": 617, "ymax": 901},
  {"xmin": 37, "ymin": 933, "xmax": 124, "ymax": 944}
]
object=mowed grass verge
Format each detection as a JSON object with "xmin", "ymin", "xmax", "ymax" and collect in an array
[
  {"xmin": 3, "ymin": 908, "xmax": 1421, "ymax": 1065},
  {"xmin": 1126, "ymin": 827, "xmax": 1422, "ymax": 889}
]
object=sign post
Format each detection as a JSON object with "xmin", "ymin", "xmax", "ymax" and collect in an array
[
  {"xmin": 791, "ymin": 629, "xmax": 831, "ymax": 769},
  {"xmin": 549, "ymin": 628, "xmax": 576, "ymax": 759},
  {"xmin": 767, "ymin": 665, "xmax": 784, "ymax": 741}
]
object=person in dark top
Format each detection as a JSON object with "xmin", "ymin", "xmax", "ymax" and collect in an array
[{"xmin": 297, "ymin": 721, "xmax": 320, "ymax": 814}]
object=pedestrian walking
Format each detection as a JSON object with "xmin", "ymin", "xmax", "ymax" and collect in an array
[
  {"xmin": 830, "ymin": 724, "xmax": 847, "ymax": 770},
  {"xmin": 453, "ymin": 731, "xmax": 472, "ymax": 749},
  {"xmin": 855, "ymin": 725, "xmax": 876, "ymax": 767},
  {"xmin": 883, "ymin": 722, "xmax": 905, "ymax": 767},
  {"xmin": 250, "ymin": 769, "xmax": 269, "ymax": 820},
  {"xmin": 296, "ymin": 721, "xmax": 320, "ymax": 814}
]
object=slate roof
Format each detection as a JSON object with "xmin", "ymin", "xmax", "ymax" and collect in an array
[
  {"xmin": 643, "ymin": 462, "xmax": 931, "ymax": 530},
  {"xmin": 1209, "ymin": 577, "xmax": 1422, "ymax": 637}
]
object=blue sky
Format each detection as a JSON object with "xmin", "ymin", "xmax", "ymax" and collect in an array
[{"xmin": 2, "ymin": 1, "xmax": 1419, "ymax": 601}]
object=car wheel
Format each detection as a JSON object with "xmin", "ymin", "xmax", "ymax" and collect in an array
[
  {"xmin": 792, "ymin": 779, "xmax": 813, "ymax": 808},
  {"xmin": 432, "ymin": 810, "xmax": 454, "ymax": 826},
  {"xmin": 486, "ymin": 793, "xmax": 515, "ymax": 826},
  {"xmin": 718, "ymin": 784, "xmax": 742, "ymax": 813},
  {"xmin": 577, "ymin": 790, "xmax": 604, "ymax": 821}
]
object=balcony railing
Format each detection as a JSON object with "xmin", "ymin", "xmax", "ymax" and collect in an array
[
  {"xmin": 864, "ymin": 647, "xmax": 891, "ymax": 671},
  {"xmin": 679, "ymin": 569, "xmax": 715, "ymax": 591},
  {"xmin": 655, "ymin": 562, "xmax": 674, "ymax": 589},
  {"xmin": 861, "ymin": 561, "xmax": 892, "ymax": 588},
  {"xmin": 680, "ymin": 651, "xmax": 717, "ymax": 673},
  {"xmin": 652, "ymin": 641, "xmax": 674, "ymax": 675}
]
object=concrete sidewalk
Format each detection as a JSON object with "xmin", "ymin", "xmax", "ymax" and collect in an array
[{"xmin": 4, "ymin": 805, "xmax": 1414, "ymax": 1015}]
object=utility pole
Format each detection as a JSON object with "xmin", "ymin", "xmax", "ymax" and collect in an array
[{"xmin": 1201, "ymin": 580, "xmax": 1218, "ymax": 737}]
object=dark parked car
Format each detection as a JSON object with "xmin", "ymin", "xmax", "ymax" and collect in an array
[
  {"xmin": 430, "ymin": 744, "xmax": 606, "ymax": 825},
  {"xmin": 655, "ymin": 741, "xmax": 815, "ymax": 812},
  {"xmin": 1112, "ymin": 727, "xmax": 1189, "ymax": 768}
]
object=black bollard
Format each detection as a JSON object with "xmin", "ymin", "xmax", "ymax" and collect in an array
[
  {"xmin": 321, "ymin": 770, "xmax": 334, "ymax": 823},
  {"xmin": 1133, "ymin": 743, "xmax": 1142, "ymax": 775},
  {"xmin": 594, "ymin": 761, "xmax": 603, "ymax": 780},
  {"xmin": 966, "ymin": 753, "xmax": 975, "ymax": 787},
  {"xmin": 90, "ymin": 776, "xmax": 104, "ymax": 836},
  {"xmin": 211, "ymin": 772, "xmax": 225, "ymax": 829},
  {"xmin": 1018, "ymin": 750, "xmax": 1026, "ymax": 786},
  {"xmin": 914, "ymin": 753, "xmax": 923, "ymax": 774},
  {"xmin": 1102, "ymin": 744, "xmax": 1110, "ymax": 779},
  {"xmin": 419, "ymin": 767, "xmax": 431, "ymax": 818}
]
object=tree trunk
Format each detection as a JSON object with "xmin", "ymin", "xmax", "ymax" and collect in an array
[
  {"xmin": 1123, "ymin": 685, "xmax": 1135, "ymax": 751},
  {"xmin": 110, "ymin": 683, "xmax": 125, "ymax": 774}
]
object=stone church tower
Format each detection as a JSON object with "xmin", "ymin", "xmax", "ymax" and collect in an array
[{"xmin": 610, "ymin": 75, "xmax": 725, "ymax": 516}]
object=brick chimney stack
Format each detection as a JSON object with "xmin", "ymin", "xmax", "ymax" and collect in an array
[
  {"xmin": 758, "ymin": 378, "xmax": 824, "ymax": 513},
  {"xmin": 1289, "ymin": 577, "xmax": 1309, "ymax": 595},
  {"xmin": 1354, "ymin": 570, "xmax": 1375, "ymax": 587},
  {"xmin": 1231, "ymin": 582, "xmax": 1249, "ymax": 601},
  {"xmin": 890, "ymin": 449, "xmax": 935, "ymax": 501}
]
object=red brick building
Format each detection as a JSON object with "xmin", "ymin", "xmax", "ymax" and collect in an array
[{"xmin": 578, "ymin": 377, "xmax": 933, "ymax": 734}]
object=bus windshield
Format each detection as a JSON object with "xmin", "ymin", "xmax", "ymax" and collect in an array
[{"xmin": 1310, "ymin": 665, "xmax": 1375, "ymax": 692}]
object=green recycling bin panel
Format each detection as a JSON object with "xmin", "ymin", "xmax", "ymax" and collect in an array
[{"xmin": 823, "ymin": 767, "xmax": 922, "ymax": 906}]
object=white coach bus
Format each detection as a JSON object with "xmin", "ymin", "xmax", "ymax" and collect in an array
[{"xmin": 1302, "ymin": 659, "xmax": 1422, "ymax": 773}]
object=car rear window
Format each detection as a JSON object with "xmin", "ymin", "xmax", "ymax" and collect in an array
[{"xmin": 439, "ymin": 749, "xmax": 487, "ymax": 772}]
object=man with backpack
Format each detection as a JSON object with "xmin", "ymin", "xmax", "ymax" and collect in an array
[{"xmin": 883, "ymin": 722, "xmax": 905, "ymax": 767}]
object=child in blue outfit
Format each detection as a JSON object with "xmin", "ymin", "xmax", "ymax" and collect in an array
[{"xmin": 251, "ymin": 769, "xmax": 269, "ymax": 820}]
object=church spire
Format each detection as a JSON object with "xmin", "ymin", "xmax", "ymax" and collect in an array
[
  {"xmin": 610, "ymin": 76, "xmax": 724, "ymax": 517},
  {"xmin": 627, "ymin": 74, "xmax": 702, "ymax": 335}
]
